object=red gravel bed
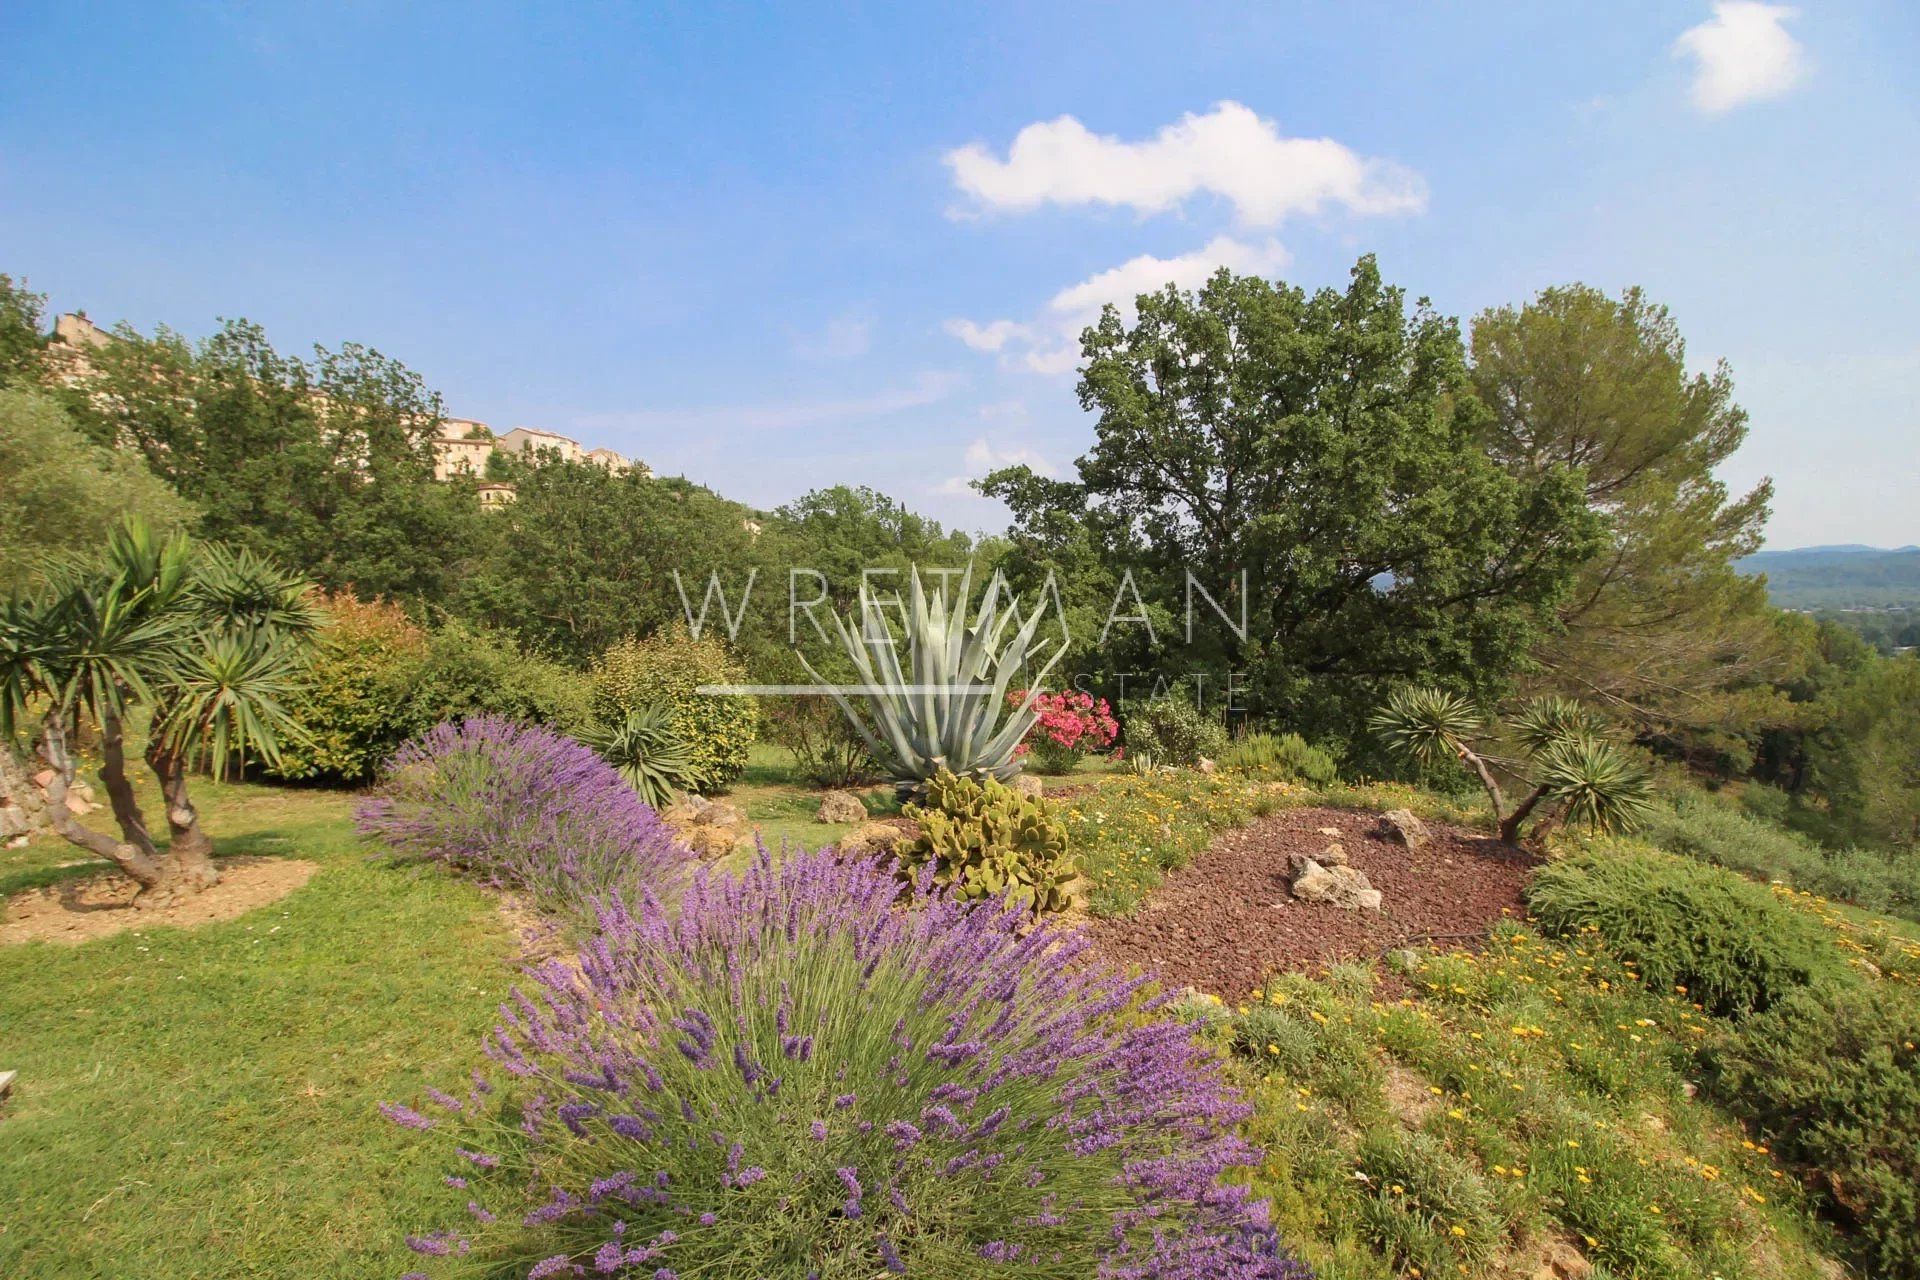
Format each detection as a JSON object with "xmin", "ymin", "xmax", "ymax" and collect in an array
[{"xmin": 1084, "ymin": 805, "xmax": 1538, "ymax": 1000}]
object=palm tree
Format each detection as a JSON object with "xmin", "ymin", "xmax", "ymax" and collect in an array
[{"xmin": 0, "ymin": 518, "xmax": 318, "ymax": 906}]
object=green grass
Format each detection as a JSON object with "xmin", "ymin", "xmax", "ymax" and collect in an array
[
  {"xmin": 720, "ymin": 742, "xmax": 894, "ymax": 853},
  {"xmin": 0, "ymin": 781, "xmax": 514, "ymax": 1278}
]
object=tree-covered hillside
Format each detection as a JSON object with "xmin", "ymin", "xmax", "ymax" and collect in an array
[{"xmin": 1740, "ymin": 545, "xmax": 1920, "ymax": 608}]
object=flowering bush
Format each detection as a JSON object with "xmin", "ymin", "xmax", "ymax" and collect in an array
[
  {"xmin": 385, "ymin": 849, "xmax": 1313, "ymax": 1278},
  {"xmin": 356, "ymin": 716, "xmax": 691, "ymax": 920},
  {"xmin": 1012, "ymin": 688, "xmax": 1119, "ymax": 774}
]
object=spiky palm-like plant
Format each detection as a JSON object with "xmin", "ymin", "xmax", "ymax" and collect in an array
[
  {"xmin": 0, "ymin": 518, "xmax": 318, "ymax": 905},
  {"xmin": 1369, "ymin": 686, "xmax": 1651, "ymax": 846},
  {"xmin": 796, "ymin": 564, "xmax": 1064, "ymax": 788},
  {"xmin": 583, "ymin": 705, "xmax": 705, "ymax": 809}
]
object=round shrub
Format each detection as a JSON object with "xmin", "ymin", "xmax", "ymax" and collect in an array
[
  {"xmin": 593, "ymin": 624, "xmax": 759, "ymax": 789},
  {"xmin": 1122, "ymin": 693, "xmax": 1230, "ymax": 767},
  {"xmin": 1525, "ymin": 849, "xmax": 1843, "ymax": 1017},
  {"xmin": 403, "ymin": 620, "xmax": 595, "ymax": 739},
  {"xmin": 356, "ymin": 716, "xmax": 690, "ymax": 921},
  {"xmin": 268, "ymin": 591, "xmax": 428, "ymax": 783},
  {"xmin": 385, "ymin": 849, "xmax": 1313, "ymax": 1279}
]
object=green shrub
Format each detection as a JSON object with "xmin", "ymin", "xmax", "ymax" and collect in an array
[
  {"xmin": 267, "ymin": 592, "xmax": 427, "ymax": 783},
  {"xmin": 762, "ymin": 695, "xmax": 876, "ymax": 788},
  {"xmin": 1641, "ymin": 789, "xmax": 1920, "ymax": 919},
  {"xmin": 900, "ymin": 768, "xmax": 1077, "ymax": 914},
  {"xmin": 1704, "ymin": 984, "xmax": 1920, "ymax": 1279},
  {"xmin": 592, "ymin": 623, "xmax": 758, "ymax": 789},
  {"xmin": 1121, "ymin": 692, "xmax": 1229, "ymax": 766},
  {"xmin": 403, "ymin": 620, "xmax": 594, "ymax": 738},
  {"xmin": 1222, "ymin": 731, "xmax": 1339, "ymax": 784},
  {"xmin": 1525, "ymin": 849, "xmax": 1844, "ymax": 1017},
  {"xmin": 581, "ymin": 706, "xmax": 707, "ymax": 808}
]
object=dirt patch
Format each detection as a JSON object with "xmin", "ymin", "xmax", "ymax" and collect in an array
[
  {"xmin": 1085, "ymin": 806, "xmax": 1536, "ymax": 999},
  {"xmin": 0, "ymin": 857, "xmax": 319, "ymax": 945}
]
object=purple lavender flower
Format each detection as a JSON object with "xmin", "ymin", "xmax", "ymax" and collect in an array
[
  {"xmin": 388, "ymin": 849, "xmax": 1313, "ymax": 1278},
  {"xmin": 356, "ymin": 715, "xmax": 691, "ymax": 919}
]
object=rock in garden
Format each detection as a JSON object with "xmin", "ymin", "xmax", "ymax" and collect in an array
[
  {"xmin": 660, "ymin": 794, "xmax": 753, "ymax": 860},
  {"xmin": 814, "ymin": 789, "xmax": 868, "ymax": 824},
  {"xmin": 1374, "ymin": 808, "xmax": 1430, "ymax": 851},
  {"xmin": 1197, "ymin": 756, "xmax": 1217, "ymax": 775},
  {"xmin": 838, "ymin": 820, "xmax": 908, "ymax": 859},
  {"xmin": 1289, "ymin": 858, "xmax": 1381, "ymax": 910},
  {"xmin": 1531, "ymin": 1237, "xmax": 1593, "ymax": 1280},
  {"xmin": 1010, "ymin": 775, "xmax": 1044, "ymax": 799},
  {"xmin": 1319, "ymin": 841, "xmax": 1349, "ymax": 867}
]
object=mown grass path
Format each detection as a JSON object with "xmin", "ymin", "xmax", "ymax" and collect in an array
[{"xmin": 0, "ymin": 783, "xmax": 514, "ymax": 1278}]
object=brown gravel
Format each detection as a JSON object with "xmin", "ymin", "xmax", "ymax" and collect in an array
[
  {"xmin": 1084, "ymin": 805, "xmax": 1538, "ymax": 999},
  {"xmin": 0, "ymin": 856, "xmax": 318, "ymax": 946}
]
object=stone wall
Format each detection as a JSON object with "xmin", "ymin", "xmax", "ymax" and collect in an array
[{"xmin": 0, "ymin": 749, "xmax": 96, "ymax": 847}]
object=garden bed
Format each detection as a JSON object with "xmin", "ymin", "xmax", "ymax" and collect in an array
[
  {"xmin": 0, "ymin": 856, "xmax": 319, "ymax": 946},
  {"xmin": 1085, "ymin": 805, "xmax": 1537, "ymax": 999}
]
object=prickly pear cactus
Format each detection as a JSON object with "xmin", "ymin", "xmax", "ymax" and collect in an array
[{"xmin": 899, "ymin": 769, "xmax": 1077, "ymax": 914}]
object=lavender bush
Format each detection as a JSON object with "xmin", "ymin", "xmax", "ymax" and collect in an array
[
  {"xmin": 386, "ymin": 849, "xmax": 1313, "ymax": 1278},
  {"xmin": 357, "ymin": 715, "xmax": 691, "ymax": 921}
]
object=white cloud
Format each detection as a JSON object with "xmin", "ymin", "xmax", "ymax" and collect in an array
[
  {"xmin": 1674, "ymin": 2, "xmax": 1806, "ymax": 113},
  {"xmin": 577, "ymin": 370, "xmax": 963, "ymax": 433},
  {"xmin": 945, "ymin": 101, "xmax": 1425, "ymax": 226},
  {"xmin": 935, "ymin": 437, "xmax": 1057, "ymax": 496},
  {"xmin": 943, "ymin": 318, "xmax": 1032, "ymax": 352},
  {"xmin": 947, "ymin": 236, "xmax": 1290, "ymax": 375}
]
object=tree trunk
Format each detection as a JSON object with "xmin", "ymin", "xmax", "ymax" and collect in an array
[
  {"xmin": 145, "ymin": 741, "xmax": 220, "ymax": 896},
  {"xmin": 1498, "ymin": 783, "xmax": 1553, "ymax": 846},
  {"xmin": 37, "ymin": 717, "xmax": 172, "ymax": 898},
  {"xmin": 98, "ymin": 708, "xmax": 159, "ymax": 857},
  {"xmin": 1457, "ymin": 745, "xmax": 1513, "ymax": 840}
]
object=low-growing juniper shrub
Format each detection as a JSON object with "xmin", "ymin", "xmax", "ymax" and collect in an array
[
  {"xmin": 356, "ymin": 715, "xmax": 691, "ymax": 921},
  {"xmin": 384, "ymin": 849, "xmax": 1315, "ymax": 1279},
  {"xmin": 1525, "ymin": 849, "xmax": 1843, "ymax": 1017}
]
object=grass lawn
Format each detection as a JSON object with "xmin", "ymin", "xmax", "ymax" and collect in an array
[{"xmin": 0, "ymin": 779, "xmax": 514, "ymax": 1279}]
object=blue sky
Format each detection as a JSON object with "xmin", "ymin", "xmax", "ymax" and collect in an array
[{"xmin": 3, "ymin": 2, "xmax": 1915, "ymax": 547}]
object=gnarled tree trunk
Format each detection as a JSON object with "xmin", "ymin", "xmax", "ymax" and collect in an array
[
  {"xmin": 37, "ymin": 718, "xmax": 176, "ymax": 904},
  {"xmin": 144, "ymin": 739, "xmax": 220, "ymax": 896}
]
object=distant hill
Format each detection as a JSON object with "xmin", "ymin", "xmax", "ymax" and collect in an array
[{"xmin": 1739, "ymin": 545, "xmax": 1920, "ymax": 609}]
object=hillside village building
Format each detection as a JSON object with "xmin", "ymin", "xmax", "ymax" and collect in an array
[{"xmin": 47, "ymin": 312, "xmax": 646, "ymax": 500}]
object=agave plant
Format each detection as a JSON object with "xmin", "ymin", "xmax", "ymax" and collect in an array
[
  {"xmin": 1371, "ymin": 685, "xmax": 1652, "ymax": 846},
  {"xmin": 796, "ymin": 565, "xmax": 1064, "ymax": 788},
  {"xmin": 582, "ymin": 705, "xmax": 705, "ymax": 808}
]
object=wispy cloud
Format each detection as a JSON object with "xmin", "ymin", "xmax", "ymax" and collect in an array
[
  {"xmin": 1674, "ymin": 2, "xmax": 1806, "ymax": 113},
  {"xmin": 791, "ymin": 310, "xmax": 873, "ymax": 360},
  {"xmin": 945, "ymin": 101, "xmax": 1425, "ymax": 226},
  {"xmin": 948, "ymin": 236, "xmax": 1290, "ymax": 375},
  {"xmin": 578, "ymin": 370, "xmax": 965, "ymax": 433}
]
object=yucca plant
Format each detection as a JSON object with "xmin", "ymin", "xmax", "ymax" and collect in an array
[
  {"xmin": 796, "ymin": 564, "xmax": 1064, "ymax": 789},
  {"xmin": 1369, "ymin": 686, "xmax": 1651, "ymax": 846},
  {"xmin": 0, "ymin": 517, "xmax": 319, "ymax": 905},
  {"xmin": 582, "ymin": 705, "xmax": 705, "ymax": 808}
]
